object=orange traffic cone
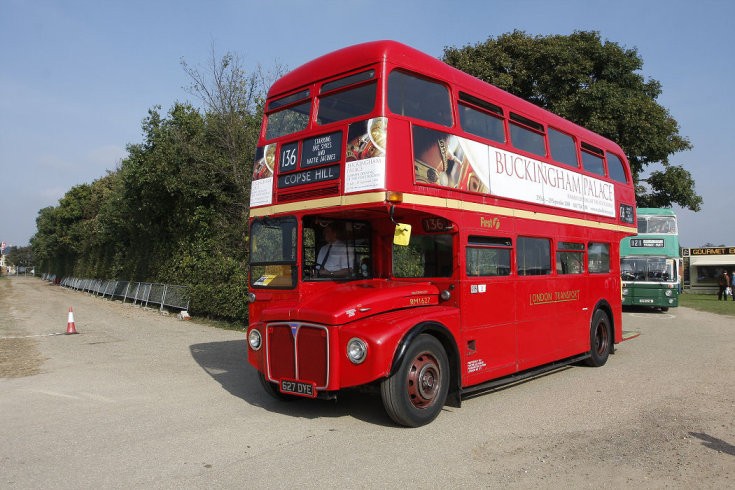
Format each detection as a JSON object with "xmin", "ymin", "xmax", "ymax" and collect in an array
[{"xmin": 66, "ymin": 307, "xmax": 78, "ymax": 335}]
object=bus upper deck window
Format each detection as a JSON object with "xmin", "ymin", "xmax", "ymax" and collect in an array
[
  {"xmin": 458, "ymin": 105, "xmax": 505, "ymax": 143},
  {"xmin": 510, "ymin": 113, "xmax": 546, "ymax": 157},
  {"xmin": 549, "ymin": 127, "xmax": 578, "ymax": 167},
  {"xmin": 388, "ymin": 70, "xmax": 452, "ymax": 127},
  {"xmin": 581, "ymin": 142, "xmax": 605, "ymax": 176},
  {"xmin": 265, "ymin": 89, "xmax": 311, "ymax": 140},
  {"xmin": 317, "ymin": 81, "xmax": 377, "ymax": 125},
  {"xmin": 606, "ymin": 152, "xmax": 628, "ymax": 183}
]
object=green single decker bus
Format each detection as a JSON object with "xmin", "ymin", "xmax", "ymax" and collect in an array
[{"xmin": 620, "ymin": 208, "xmax": 680, "ymax": 310}]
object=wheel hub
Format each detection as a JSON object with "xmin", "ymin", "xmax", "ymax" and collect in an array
[{"xmin": 407, "ymin": 353, "xmax": 441, "ymax": 409}]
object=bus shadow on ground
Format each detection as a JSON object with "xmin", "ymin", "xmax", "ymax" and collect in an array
[{"xmin": 189, "ymin": 340, "xmax": 392, "ymax": 426}]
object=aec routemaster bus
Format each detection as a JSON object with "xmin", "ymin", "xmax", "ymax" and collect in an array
[
  {"xmin": 620, "ymin": 208, "xmax": 680, "ymax": 310},
  {"xmin": 246, "ymin": 40, "xmax": 637, "ymax": 427}
]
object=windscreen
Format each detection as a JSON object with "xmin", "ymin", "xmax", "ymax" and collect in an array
[
  {"xmin": 302, "ymin": 217, "xmax": 372, "ymax": 281},
  {"xmin": 621, "ymin": 257, "xmax": 676, "ymax": 282},
  {"xmin": 250, "ymin": 217, "xmax": 298, "ymax": 288}
]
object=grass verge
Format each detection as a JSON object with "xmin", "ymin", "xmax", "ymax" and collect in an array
[{"xmin": 679, "ymin": 292, "xmax": 735, "ymax": 317}]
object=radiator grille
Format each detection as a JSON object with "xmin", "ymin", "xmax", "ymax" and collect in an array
[{"xmin": 265, "ymin": 322, "xmax": 329, "ymax": 389}]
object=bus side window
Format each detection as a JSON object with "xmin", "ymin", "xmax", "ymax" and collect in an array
[
  {"xmin": 556, "ymin": 242, "xmax": 585, "ymax": 274},
  {"xmin": 388, "ymin": 70, "xmax": 452, "ymax": 127},
  {"xmin": 582, "ymin": 142, "xmax": 605, "ymax": 176},
  {"xmin": 606, "ymin": 152, "xmax": 628, "ymax": 183},
  {"xmin": 466, "ymin": 236, "xmax": 512, "ymax": 276},
  {"xmin": 588, "ymin": 242, "xmax": 610, "ymax": 273},
  {"xmin": 548, "ymin": 127, "xmax": 578, "ymax": 167},
  {"xmin": 510, "ymin": 113, "xmax": 546, "ymax": 157},
  {"xmin": 517, "ymin": 237, "xmax": 552, "ymax": 276},
  {"xmin": 393, "ymin": 234, "xmax": 453, "ymax": 278},
  {"xmin": 458, "ymin": 101, "xmax": 505, "ymax": 143}
]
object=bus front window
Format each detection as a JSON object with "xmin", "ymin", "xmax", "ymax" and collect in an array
[
  {"xmin": 303, "ymin": 218, "xmax": 372, "ymax": 281},
  {"xmin": 621, "ymin": 257, "xmax": 675, "ymax": 282},
  {"xmin": 250, "ymin": 217, "xmax": 298, "ymax": 288},
  {"xmin": 638, "ymin": 216, "xmax": 677, "ymax": 234}
]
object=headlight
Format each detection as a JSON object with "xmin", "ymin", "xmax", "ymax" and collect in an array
[
  {"xmin": 665, "ymin": 289, "xmax": 672, "ymax": 297},
  {"xmin": 622, "ymin": 288, "xmax": 628, "ymax": 296},
  {"xmin": 248, "ymin": 329, "xmax": 262, "ymax": 350},
  {"xmin": 247, "ymin": 292, "xmax": 257, "ymax": 303},
  {"xmin": 346, "ymin": 338, "xmax": 368, "ymax": 364}
]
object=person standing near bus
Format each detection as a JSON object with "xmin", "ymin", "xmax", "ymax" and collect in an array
[
  {"xmin": 730, "ymin": 271, "xmax": 735, "ymax": 300},
  {"xmin": 717, "ymin": 271, "xmax": 729, "ymax": 300}
]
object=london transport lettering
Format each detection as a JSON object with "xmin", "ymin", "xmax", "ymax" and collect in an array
[{"xmin": 529, "ymin": 289, "xmax": 581, "ymax": 305}]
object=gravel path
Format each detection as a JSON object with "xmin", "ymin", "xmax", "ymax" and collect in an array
[{"xmin": 1, "ymin": 276, "xmax": 733, "ymax": 488}]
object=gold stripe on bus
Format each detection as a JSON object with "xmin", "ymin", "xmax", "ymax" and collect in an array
[
  {"xmin": 250, "ymin": 191, "xmax": 636, "ymax": 233},
  {"xmin": 249, "ymin": 191, "xmax": 387, "ymax": 217},
  {"xmin": 402, "ymin": 193, "xmax": 636, "ymax": 233}
]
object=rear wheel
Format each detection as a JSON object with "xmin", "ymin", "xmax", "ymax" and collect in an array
[
  {"xmin": 380, "ymin": 334, "xmax": 449, "ymax": 427},
  {"xmin": 585, "ymin": 309, "xmax": 612, "ymax": 367}
]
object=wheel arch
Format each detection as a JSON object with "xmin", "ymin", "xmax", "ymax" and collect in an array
[{"xmin": 389, "ymin": 321, "xmax": 462, "ymax": 408}]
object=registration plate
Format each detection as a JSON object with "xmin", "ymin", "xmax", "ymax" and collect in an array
[
  {"xmin": 280, "ymin": 379, "xmax": 317, "ymax": 398},
  {"xmin": 639, "ymin": 299, "xmax": 654, "ymax": 304}
]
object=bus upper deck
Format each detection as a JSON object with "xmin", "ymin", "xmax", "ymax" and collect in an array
[{"xmin": 250, "ymin": 40, "xmax": 636, "ymax": 234}]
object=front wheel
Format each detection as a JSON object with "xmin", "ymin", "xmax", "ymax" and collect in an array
[
  {"xmin": 258, "ymin": 372, "xmax": 297, "ymax": 401},
  {"xmin": 380, "ymin": 334, "xmax": 449, "ymax": 427},
  {"xmin": 585, "ymin": 309, "xmax": 612, "ymax": 367}
]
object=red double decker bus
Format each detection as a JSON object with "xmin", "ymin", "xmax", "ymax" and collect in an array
[{"xmin": 246, "ymin": 40, "xmax": 637, "ymax": 426}]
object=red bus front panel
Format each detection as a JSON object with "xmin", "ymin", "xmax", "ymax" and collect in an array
[{"xmin": 265, "ymin": 322, "xmax": 329, "ymax": 388}]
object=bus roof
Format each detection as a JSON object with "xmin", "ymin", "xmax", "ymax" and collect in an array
[
  {"xmin": 637, "ymin": 208, "xmax": 676, "ymax": 217},
  {"xmin": 268, "ymin": 40, "xmax": 625, "ymax": 154}
]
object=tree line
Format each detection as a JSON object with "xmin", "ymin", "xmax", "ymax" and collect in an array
[
  {"xmin": 29, "ymin": 52, "xmax": 270, "ymax": 321},
  {"xmin": 26, "ymin": 32, "xmax": 702, "ymax": 322}
]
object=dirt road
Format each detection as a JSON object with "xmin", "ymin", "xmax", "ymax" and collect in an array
[{"xmin": 1, "ymin": 276, "xmax": 733, "ymax": 488}]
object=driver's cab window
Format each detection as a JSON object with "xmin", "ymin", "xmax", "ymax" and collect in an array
[{"xmin": 303, "ymin": 218, "xmax": 372, "ymax": 280}]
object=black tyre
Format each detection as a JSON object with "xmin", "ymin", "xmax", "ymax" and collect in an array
[
  {"xmin": 258, "ymin": 372, "xmax": 297, "ymax": 401},
  {"xmin": 585, "ymin": 309, "xmax": 612, "ymax": 367},
  {"xmin": 380, "ymin": 334, "xmax": 449, "ymax": 427}
]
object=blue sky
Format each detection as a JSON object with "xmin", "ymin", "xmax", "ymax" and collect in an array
[{"xmin": 1, "ymin": 0, "xmax": 733, "ymax": 248}]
